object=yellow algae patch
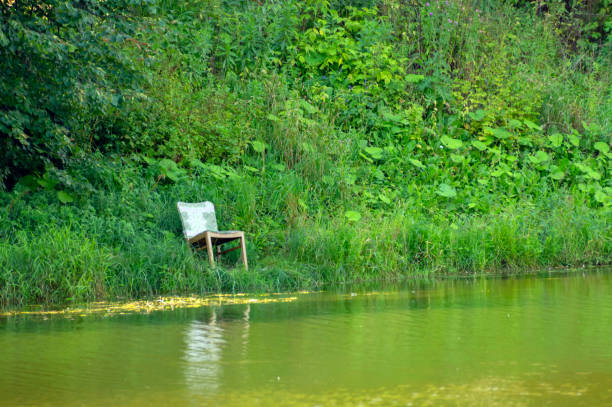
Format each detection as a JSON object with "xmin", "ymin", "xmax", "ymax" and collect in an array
[{"xmin": 0, "ymin": 294, "xmax": 297, "ymax": 318}]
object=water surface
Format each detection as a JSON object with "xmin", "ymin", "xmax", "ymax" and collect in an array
[{"xmin": 1, "ymin": 270, "xmax": 612, "ymax": 406}]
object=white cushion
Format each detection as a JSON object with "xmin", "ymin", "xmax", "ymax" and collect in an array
[{"xmin": 177, "ymin": 201, "xmax": 219, "ymax": 239}]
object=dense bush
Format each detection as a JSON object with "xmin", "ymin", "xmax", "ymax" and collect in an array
[{"xmin": 0, "ymin": 0, "xmax": 148, "ymax": 188}]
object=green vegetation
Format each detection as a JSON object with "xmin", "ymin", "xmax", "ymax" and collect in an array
[{"xmin": 1, "ymin": 0, "xmax": 611, "ymax": 307}]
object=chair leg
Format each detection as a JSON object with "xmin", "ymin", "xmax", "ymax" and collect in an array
[
  {"xmin": 216, "ymin": 245, "xmax": 221, "ymax": 261},
  {"xmin": 205, "ymin": 232, "xmax": 215, "ymax": 267},
  {"xmin": 240, "ymin": 234, "xmax": 248, "ymax": 270}
]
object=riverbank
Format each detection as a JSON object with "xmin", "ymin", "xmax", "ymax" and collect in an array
[
  {"xmin": 1, "ymin": 1, "xmax": 610, "ymax": 308},
  {"xmin": 2, "ymin": 267, "xmax": 611, "ymax": 317},
  {"xmin": 1, "ymin": 164, "xmax": 610, "ymax": 308}
]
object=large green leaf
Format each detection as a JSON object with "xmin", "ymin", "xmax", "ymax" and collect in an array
[
  {"xmin": 567, "ymin": 133, "xmax": 580, "ymax": 147},
  {"xmin": 523, "ymin": 119, "xmax": 542, "ymax": 131},
  {"xmin": 38, "ymin": 178, "xmax": 57, "ymax": 190},
  {"xmin": 594, "ymin": 142, "xmax": 610, "ymax": 154},
  {"xmin": 344, "ymin": 210, "xmax": 362, "ymax": 222},
  {"xmin": 594, "ymin": 190, "xmax": 609, "ymax": 203},
  {"xmin": 471, "ymin": 140, "xmax": 488, "ymax": 151},
  {"xmin": 436, "ymin": 183, "xmax": 457, "ymax": 198},
  {"xmin": 508, "ymin": 119, "xmax": 522, "ymax": 129},
  {"xmin": 468, "ymin": 110, "xmax": 485, "ymax": 121},
  {"xmin": 487, "ymin": 127, "xmax": 512, "ymax": 139},
  {"xmin": 378, "ymin": 194, "xmax": 391, "ymax": 204},
  {"xmin": 364, "ymin": 147, "xmax": 383, "ymax": 160},
  {"xmin": 57, "ymin": 190, "xmax": 74, "ymax": 204},
  {"xmin": 251, "ymin": 140, "xmax": 267, "ymax": 153},
  {"xmin": 529, "ymin": 151, "xmax": 550, "ymax": 164},
  {"xmin": 450, "ymin": 153, "xmax": 464, "ymax": 163},
  {"xmin": 441, "ymin": 136, "xmax": 463, "ymax": 149},
  {"xmin": 575, "ymin": 163, "xmax": 601, "ymax": 180},
  {"xmin": 299, "ymin": 100, "xmax": 318, "ymax": 114},
  {"xmin": 548, "ymin": 134, "xmax": 563, "ymax": 148},
  {"xmin": 409, "ymin": 158, "xmax": 425, "ymax": 169},
  {"xmin": 550, "ymin": 169, "xmax": 565, "ymax": 180}
]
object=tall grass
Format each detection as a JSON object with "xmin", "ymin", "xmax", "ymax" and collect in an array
[
  {"xmin": 0, "ymin": 228, "xmax": 111, "ymax": 307},
  {"xmin": 1, "ymin": 163, "xmax": 610, "ymax": 308},
  {"xmin": 285, "ymin": 199, "xmax": 612, "ymax": 279}
]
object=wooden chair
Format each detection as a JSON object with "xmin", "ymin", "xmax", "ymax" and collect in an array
[{"xmin": 177, "ymin": 201, "xmax": 248, "ymax": 270}]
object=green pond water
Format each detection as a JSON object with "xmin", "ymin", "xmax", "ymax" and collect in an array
[{"xmin": 1, "ymin": 270, "xmax": 612, "ymax": 406}]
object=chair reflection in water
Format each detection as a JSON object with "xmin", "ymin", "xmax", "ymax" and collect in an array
[{"xmin": 183, "ymin": 305, "xmax": 251, "ymax": 395}]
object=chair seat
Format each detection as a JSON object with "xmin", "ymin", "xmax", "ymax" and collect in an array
[{"xmin": 188, "ymin": 230, "xmax": 244, "ymax": 245}]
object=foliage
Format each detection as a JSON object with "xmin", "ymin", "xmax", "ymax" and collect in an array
[
  {"xmin": 1, "ymin": 158, "xmax": 610, "ymax": 307},
  {"xmin": 0, "ymin": 0, "xmax": 611, "ymax": 307},
  {"xmin": 0, "ymin": 0, "xmax": 147, "ymax": 188},
  {"xmin": 511, "ymin": 0, "xmax": 612, "ymax": 49},
  {"xmin": 293, "ymin": 6, "xmax": 403, "ymax": 89}
]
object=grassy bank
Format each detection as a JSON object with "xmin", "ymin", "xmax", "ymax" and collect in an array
[
  {"xmin": 1, "ymin": 0, "xmax": 611, "ymax": 307},
  {"xmin": 1, "ymin": 158, "xmax": 610, "ymax": 307}
]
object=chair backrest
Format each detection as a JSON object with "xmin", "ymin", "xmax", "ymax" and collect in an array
[{"xmin": 177, "ymin": 201, "xmax": 219, "ymax": 239}]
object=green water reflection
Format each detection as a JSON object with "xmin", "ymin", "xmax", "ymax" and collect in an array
[{"xmin": 1, "ymin": 270, "xmax": 612, "ymax": 406}]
